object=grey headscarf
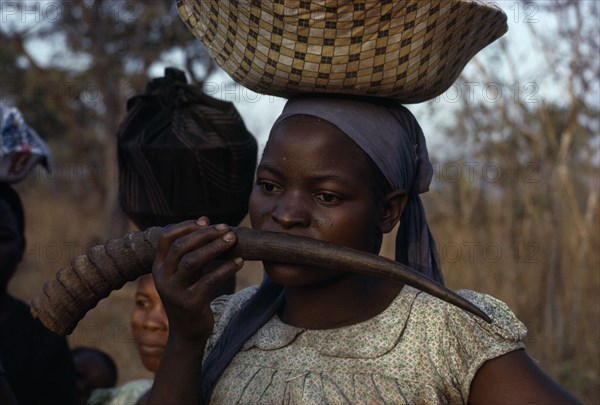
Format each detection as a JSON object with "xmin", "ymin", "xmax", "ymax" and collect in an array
[{"xmin": 272, "ymin": 95, "xmax": 443, "ymax": 283}]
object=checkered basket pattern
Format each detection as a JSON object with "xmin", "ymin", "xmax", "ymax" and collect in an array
[{"xmin": 177, "ymin": 0, "xmax": 507, "ymax": 103}]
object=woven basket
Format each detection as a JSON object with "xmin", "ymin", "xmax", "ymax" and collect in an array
[{"xmin": 177, "ymin": 0, "xmax": 507, "ymax": 103}]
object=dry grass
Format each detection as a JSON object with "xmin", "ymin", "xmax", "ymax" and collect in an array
[{"xmin": 8, "ymin": 179, "xmax": 598, "ymax": 403}]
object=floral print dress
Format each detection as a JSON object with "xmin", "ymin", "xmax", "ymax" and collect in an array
[{"xmin": 207, "ymin": 285, "xmax": 527, "ymax": 404}]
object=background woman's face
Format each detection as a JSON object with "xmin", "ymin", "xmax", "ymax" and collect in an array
[
  {"xmin": 248, "ymin": 116, "xmax": 384, "ymax": 286},
  {"xmin": 0, "ymin": 199, "xmax": 23, "ymax": 291},
  {"xmin": 130, "ymin": 275, "xmax": 168, "ymax": 373}
]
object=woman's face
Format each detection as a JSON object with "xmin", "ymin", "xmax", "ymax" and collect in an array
[
  {"xmin": 249, "ymin": 115, "xmax": 385, "ymax": 287},
  {"xmin": 0, "ymin": 199, "xmax": 23, "ymax": 292},
  {"xmin": 130, "ymin": 274, "xmax": 168, "ymax": 373}
]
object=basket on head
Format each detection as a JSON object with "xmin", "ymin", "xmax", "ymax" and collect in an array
[
  {"xmin": 176, "ymin": 1, "xmax": 507, "ymax": 103},
  {"xmin": 117, "ymin": 67, "xmax": 257, "ymax": 229}
]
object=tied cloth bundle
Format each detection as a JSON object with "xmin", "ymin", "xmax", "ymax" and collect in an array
[
  {"xmin": 117, "ymin": 67, "xmax": 258, "ymax": 229},
  {"xmin": 0, "ymin": 102, "xmax": 52, "ymax": 183},
  {"xmin": 177, "ymin": 0, "xmax": 507, "ymax": 103}
]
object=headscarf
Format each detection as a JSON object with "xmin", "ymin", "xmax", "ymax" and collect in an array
[
  {"xmin": 198, "ymin": 95, "xmax": 444, "ymax": 403},
  {"xmin": 272, "ymin": 95, "xmax": 443, "ymax": 283},
  {"xmin": 0, "ymin": 102, "xmax": 52, "ymax": 183}
]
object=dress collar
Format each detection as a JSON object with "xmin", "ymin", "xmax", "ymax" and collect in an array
[{"xmin": 241, "ymin": 287, "xmax": 421, "ymax": 358}]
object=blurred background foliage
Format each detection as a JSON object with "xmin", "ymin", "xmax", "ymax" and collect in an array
[{"xmin": 1, "ymin": 0, "xmax": 598, "ymax": 402}]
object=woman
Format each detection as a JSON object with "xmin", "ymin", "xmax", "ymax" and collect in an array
[
  {"xmin": 131, "ymin": 275, "xmax": 169, "ymax": 375},
  {"xmin": 145, "ymin": 96, "xmax": 580, "ymax": 404},
  {"xmin": 0, "ymin": 183, "xmax": 77, "ymax": 405},
  {"xmin": 88, "ymin": 275, "xmax": 168, "ymax": 405}
]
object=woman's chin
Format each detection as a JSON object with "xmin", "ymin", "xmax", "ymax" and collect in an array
[
  {"xmin": 140, "ymin": 355, "xmax": 161, "ymax": 374},
  {"xmin": 264, "ymin": 262, "xmax": 347, "ymax": 288}
]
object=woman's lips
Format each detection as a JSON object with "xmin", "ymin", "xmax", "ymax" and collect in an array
[{"xmin": 138, "ymin": 344, "xmax": 165, "ymax": 355}]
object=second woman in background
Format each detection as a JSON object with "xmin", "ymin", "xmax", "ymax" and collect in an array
[{"xmin": 88, "ymin": 274, "xmax": 167, "ymax": 405}]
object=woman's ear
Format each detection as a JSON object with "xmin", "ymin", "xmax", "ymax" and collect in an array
[{"xmin": 379, "ymin": 189, "xmax": 407, "ymax": 234}]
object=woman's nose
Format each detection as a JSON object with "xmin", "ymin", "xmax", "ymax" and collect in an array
[
  {"xmin": 144, "ymin": 306, "xmax": 168, "ymax": 331},
  {"xmin": 271, "ymin": 191, "xmax": 310, "ymax": 229}
]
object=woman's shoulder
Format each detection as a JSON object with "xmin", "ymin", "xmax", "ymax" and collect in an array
[
  {"xmin": 407, "ymin": 287, "xmax": 527, "ymax": 382},
  {"xmin": 407, "ymin": 286, "xmax": 528, "ymax": 342},
  {"xmin": 397, "ymin": 287, "xmax": 528, "ymax": 399}
]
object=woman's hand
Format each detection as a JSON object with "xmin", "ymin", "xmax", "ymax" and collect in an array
[
  {"xmin": 148, "ymin": 217, "xmax": 244, "ymax": 404},
  {"xmin": 152, "ymin": 216, "xmax": 244, "ymax": 344}
]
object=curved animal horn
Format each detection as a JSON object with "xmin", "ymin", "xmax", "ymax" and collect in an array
[{"xmin": 31, "ymin": 226, "xmax": 491, "ymax": 336}]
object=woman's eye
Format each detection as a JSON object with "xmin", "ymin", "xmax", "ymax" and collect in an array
[
  {"xmin": 135, "ymin": 299, "xmax": 150, "ymax": 309},
  {"xmin": 316, "ymin": 193, "xmax": 342, "ymax": 205},
  {"xmin": 258, "ymin": 181, "xmax": 280, "ymax": 193}
]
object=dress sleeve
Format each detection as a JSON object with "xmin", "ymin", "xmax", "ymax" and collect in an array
[
  {"xmin": 203, "ymin": 294, "xmax": 231, "ymax": 357},
  {"xmin": 442, "ymin": 290, "xmax": 528, "ymax": 399},
  {"xmin": 203, "ymin": 286, "xmax": 259, "ymax": 359}
]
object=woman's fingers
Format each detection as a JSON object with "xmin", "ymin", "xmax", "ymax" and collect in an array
[
  {"xmin": 174, "ymin": 227, "xmax": 234, "ymax": 271},
  {"xmin": 191, "ymin": 257, "xmax": 244, "ymax": 292},
  {"xmin": 163, "ymin": 225, "xmax": 231, "ymax": 276},
  {"xmin": 155, "ymin": 218, "xmax": 209, "ymax": 264},
  {"xmin": 154, "ymin": 216, "xmax": 242, "ymax": 290},
  {"xmin": 156, "ymin": 219, "xmax": 226, "ymax": 275}
]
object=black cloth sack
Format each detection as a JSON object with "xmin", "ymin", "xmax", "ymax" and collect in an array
[{"xmin": 117, "ymin": 67, "xmax": 257, "ymax": 228}]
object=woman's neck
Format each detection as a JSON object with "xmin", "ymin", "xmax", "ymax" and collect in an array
[{"xmin": 279, "ymin": 275, "xmax": 404, "ymax": 329}]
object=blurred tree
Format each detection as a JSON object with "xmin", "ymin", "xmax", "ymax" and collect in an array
[
  {"xmin": 0, "ymin": 0, "xmax": 216, "ymax": 238},
  {"xmin": 425, "ymin": 1, "xmax": 599, "ymax": 401}
]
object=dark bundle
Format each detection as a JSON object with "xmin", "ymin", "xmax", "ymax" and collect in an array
[{"xmin": 117, "ymin": 67, "xmax": 257, "ymax": 228}]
